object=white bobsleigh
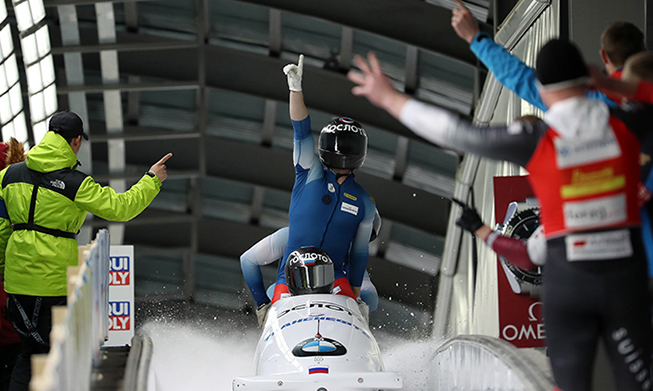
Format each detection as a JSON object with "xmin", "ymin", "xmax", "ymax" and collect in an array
[{"xmin": 233, "ymin": 294, "xmax": 403, "ymax": 391}]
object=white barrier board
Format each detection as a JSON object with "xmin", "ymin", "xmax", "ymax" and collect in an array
[{"xmin": 106, "ymin": 245, "xmax": 134, "ymax": 347}]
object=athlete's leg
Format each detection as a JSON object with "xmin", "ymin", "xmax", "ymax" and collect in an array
[
  {"xmin": 600, "ymin": 241, "xmax": 652, "ymax": 391},
  {"xmin": 544, "ymin": 239, "xmax": 600, "ymax": 391}
]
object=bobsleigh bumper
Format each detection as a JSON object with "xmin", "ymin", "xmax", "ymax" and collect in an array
[{"xmin": 232, "ymin": 371, "xmax": 402, "ymax": 391}]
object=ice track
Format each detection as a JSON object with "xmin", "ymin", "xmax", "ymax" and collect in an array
[{"xmin": 144, "ymin": 315, "xmax": 437, "ymax": 391}]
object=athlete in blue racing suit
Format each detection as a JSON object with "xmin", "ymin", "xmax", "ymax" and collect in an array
[{"xmin": 269, "ymin": 55, "xmax": 375, "ymax": 309}]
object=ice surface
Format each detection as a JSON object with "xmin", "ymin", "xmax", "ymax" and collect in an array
[{"xmin": 144, "ymin": 314, "xmax": 438, "ymax": 391}]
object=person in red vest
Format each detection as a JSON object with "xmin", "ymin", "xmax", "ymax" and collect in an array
[{"xmin": 348, "ymin": 40, "xmax": 652, "ymax": 391}]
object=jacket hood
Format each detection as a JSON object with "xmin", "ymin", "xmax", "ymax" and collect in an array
[
  {"xmin": 26, "ymin": 131, "xmax": 78, "ymax": 173},
  {"xmin": 544, "ymin": 96, "xmax": 611, "ymax": 140}
]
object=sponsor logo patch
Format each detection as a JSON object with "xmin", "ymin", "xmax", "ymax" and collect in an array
[
  {"xmin": 554, "ymin": 133, "xmax": 621, "ymax": 169},
  {"xmin": 341, "ymin": 202, "xmax": 358, "ymax": 216},
  {"xmin": 328, "ymin": 183, "xmax": 335, "ymax": 193},
  {"xmin": 565, "ymin": 229, "xmax": 632, "ymax": 261},
  {"xmin": 344, "ymin": 193, "xmax": 357, "ymax": 201},
  {"xmin": 563, "ymin": 193, "xmax": 626, "ymax": 229},
  {"xmin": 109, "ymin": 301, "xmax": 130, "ymax": 331},
  {"xmin": 50, "ymin": 179, "xmax": 65, "ymax": 190},
  {"xmin": 561, "ymin": 167, "xmax": 625, "ymax": 199},
  {"xmin": 110, "ymin": 256, "xmax": 130, "ymax": 286}
]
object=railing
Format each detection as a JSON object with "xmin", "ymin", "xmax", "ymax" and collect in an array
[
  {"xmin": 123, "ymin": 334, "xmax": 154, "ymax": 391},
  {"xmin": 29, "ymin": 229, "xmax": 110, "ymax": 391},
  {"xmin": 429, "ymin": 335, "xmax": 553, "ymax": 391}
]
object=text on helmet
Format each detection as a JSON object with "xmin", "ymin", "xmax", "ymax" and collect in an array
[{"xmin": 324, "ymin": 123, "xmax": 365, "ymax": 134}]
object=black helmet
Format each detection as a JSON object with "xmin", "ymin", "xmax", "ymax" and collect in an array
[
  {"xmin": 318, "ymin": 117, "xmax": 368, "ymax": 170},
  {"xmin": 370, "ymin": 207, "xmax": 382, "ymax": 242},
  {"xmin": 285, "ymin": 247, "xmax": 335, "ymax": 296}
]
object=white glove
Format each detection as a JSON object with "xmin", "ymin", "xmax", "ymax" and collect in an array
[
  {"xmin": 256, "ymin": 302, "xmax": 271, "ymax": 328},
  {"xmin": 357, "ymin": 298, "xmax": 369, "ymax": 324},
  {"xmin": 283, "ymin": 54, "xmax": 304, "ymax": 92}
]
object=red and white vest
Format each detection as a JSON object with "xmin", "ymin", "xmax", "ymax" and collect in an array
[{"xmin": 526, "ymin": 116, "xmax": 641, "ymax": 238}]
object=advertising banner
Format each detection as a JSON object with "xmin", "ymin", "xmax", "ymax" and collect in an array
[
  {"xmin": 106, "ymin": 245, "xmax": 134, "ymax": 347},
  {"xmin": 493, "ymin": 175, "xmax": 545, "ymax": 348}
]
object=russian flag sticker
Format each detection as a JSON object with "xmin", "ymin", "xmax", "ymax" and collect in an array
[{"xmin": 309, "ymin": 366, "xmax": 329, "ymax": 375}]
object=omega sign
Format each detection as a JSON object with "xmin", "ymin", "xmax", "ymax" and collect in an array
[{"xmin": 501, "ymin": 302, "xmax": 545, "ymax": 342}]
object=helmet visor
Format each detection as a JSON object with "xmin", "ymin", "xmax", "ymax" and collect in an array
[
  {"xmin": 319, "ymin": 131, "xmax": 367, "ymax": 156},
  {"xmin": 288, "ymin": 264, "xmax": 335, "ymax": 293}
]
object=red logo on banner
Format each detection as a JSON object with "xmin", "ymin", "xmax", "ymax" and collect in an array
[
  {"xmin": 110, "ymin": 256, "xmax": 130, "ymax": 286},
  {"xmin": 109, "ymin": 317, "xmax": 131, "ymax": 331},
  {"xmin": 494, "ymin": 175, "xmax": 545, "ymax": 348},
  {"xmin": 109, "ymin": 301, "xmax": 131, "ymax": 331}
]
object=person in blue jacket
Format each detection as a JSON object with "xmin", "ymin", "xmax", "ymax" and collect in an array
[
  {"xmin": 450, "ymin": 0, "xmax": 644, "ymax": 111},
  {"xmin": 261, "ymin": 55, "xmax": 375, "ymax": 323}
]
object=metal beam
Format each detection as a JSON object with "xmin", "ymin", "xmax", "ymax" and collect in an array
[
  {"xmin": 340, "ymin": 27, "xmax": 354, "ymax": 70},
  {"xmin": 268, "ymin": 9, "xmax": 282, "ymax": 57},
  {"xmin": 124, "ymin": 2, "xmax": 138, "ymax": 32},
  {"xmin": 404, "ymin": 45, "xmax": 419, "ymax": 94},
  {"xmin": 44, "ymin": 0, "xmax": 160, "ymax": 6},
  {"xmin": 261, "ymin": 99, "xmax": 276, "ymax": 147},
  {"xmin": 50, "ymin": 40, "xmax": 198, "ymax": 54},
  {"xmin": 238, "ymin": 0, "xmax": 482, "ymax": 65},
  {"xmin": 89, "ymin": 129, "xmax": 201, "ymax": 142},
  {"xmin": 56, "ymin": 81, "xmax": 199, "ymax": 94},
  {"xmin": 49, "ymin": 28, "xmax": 472, "ymax": 139},
  {"xmin": 57, "ymin": 4, "xmax": 94, "ymax": 245}
]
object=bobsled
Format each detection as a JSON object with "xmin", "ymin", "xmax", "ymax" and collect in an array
[{"xmin": 232, "ymin": 294, "xmax": 403, "ymax": 391}]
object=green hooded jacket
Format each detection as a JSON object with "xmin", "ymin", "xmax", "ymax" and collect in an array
[{"xmin": 0, "ymin": 131, "xmax": 162, "ymax": 296}]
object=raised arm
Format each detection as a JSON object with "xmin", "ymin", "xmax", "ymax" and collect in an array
[
  {"xmin": 75, "ymin": 154, "xmax": 171, "ymax": 221},
  {"xmin": 348, "ymin": 52, "xmax": 543, "ymax": 167},
  {"xmin": 284, "ymin": 55, "xmax": 321, "ymax": 173}
]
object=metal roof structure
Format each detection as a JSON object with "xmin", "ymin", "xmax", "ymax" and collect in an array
[{"xmin": 11, "ymin": 0, "xmax": 490, "ymax": 333}]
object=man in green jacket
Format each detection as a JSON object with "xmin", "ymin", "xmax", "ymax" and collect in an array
[{"xmin": 0, "ymin": 111, "xmax": 171, "ymax": 391}]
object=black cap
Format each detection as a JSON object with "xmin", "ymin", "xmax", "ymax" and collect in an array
[
  {"xmin": 49, "ymin": 111, "xmax": 89, "ymax": 140},
  {"xmin": 536, "ymin": 39, "xmax": 589, "ymax": 90}
]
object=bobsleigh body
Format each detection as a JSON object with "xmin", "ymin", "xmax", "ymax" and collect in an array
[{"xmin": 233, "ymin": 294, "xmax": 402, "ymax": 391}]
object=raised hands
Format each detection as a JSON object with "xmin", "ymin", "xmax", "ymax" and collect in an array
[
  {"xmin": 451, "ymin": 0, "xmax": 479, "ymax": 44},
  {"xmin": 347, "ymin": 52, "xmax": 408, "ymax": 118},
  {"xmin": 149, "ymin": 153, "xmax": 173, "ymax": 182},
  {"xmin": 283, "ymin": 54, "xmax": 304, "ymax": 92}
]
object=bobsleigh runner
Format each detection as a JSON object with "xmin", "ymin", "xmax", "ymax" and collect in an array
[{"xmin": 232, "ymin": 293, "xmax": 403, "ymax": 391}]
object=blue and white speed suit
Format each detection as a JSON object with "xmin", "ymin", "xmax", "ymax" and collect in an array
[
  {"xmin": 240, "ymin": 226, "xmax": 379, "ymax": 310},
  {"xmin": 274, "ymin": 116, "xmax": 375, "ymax": 296}
]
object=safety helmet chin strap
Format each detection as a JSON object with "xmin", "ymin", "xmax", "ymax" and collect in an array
[{"xmin": 330, "ymin": 168, "xmax": 353, "ymax": 180}]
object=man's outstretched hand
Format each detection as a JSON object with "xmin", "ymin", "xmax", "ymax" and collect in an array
[
  {"xmin": 451, "ymin": 0, "xmax": 479, "ymax": 44},
  {"xmin": 149, "ymin": 153, "xmax": 173, "ymax": 182},
  {"xmin": 347, "ymin": 52, "xmax": 408, "ymax": 118}
]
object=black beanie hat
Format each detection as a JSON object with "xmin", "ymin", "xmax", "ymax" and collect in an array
[{"xmin": 536, "ymin": 39, "xmax": 588, "ymax": 90}]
